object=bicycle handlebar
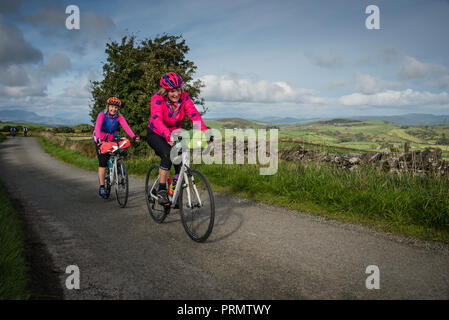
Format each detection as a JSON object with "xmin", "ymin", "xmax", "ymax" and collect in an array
[{"xmin": 172, "ymin": 136, "xmax": 215, "ymax": 156}]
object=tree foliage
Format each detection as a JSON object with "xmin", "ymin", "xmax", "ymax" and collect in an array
[{"xmin": 89, "ymin": 34, "xmax": 206, "ymax": 139}]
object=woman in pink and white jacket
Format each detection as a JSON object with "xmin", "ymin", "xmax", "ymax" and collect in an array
[{"xmin": 147, "ymin": 72, "xmax": 213, "ymax": 205}]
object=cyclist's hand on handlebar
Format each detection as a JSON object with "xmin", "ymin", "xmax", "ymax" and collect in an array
[
  {"xmin": 168, "ymin": 135, "xmax": 175, "ymax": 146},
  {"xmin": 133, "ymin": 136, "xmax": 141, "ymax": 143}
]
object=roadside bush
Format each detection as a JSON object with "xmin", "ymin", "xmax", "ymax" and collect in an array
[
  {"xmin": 52, "ymin": 126, "xmax": 74, "ymax": 134},
  {"xmin": 73, "ymin": 124, "xmax": 94, "ymax": 134}
]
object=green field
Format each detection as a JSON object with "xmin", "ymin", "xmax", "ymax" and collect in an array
[
  {"xmin": 204, "ymin": 118, "xmax": 449, "ymax": 158},
  {"xmin": 279, "ymin": 120, "xmax": 449, "ymax": 157}
]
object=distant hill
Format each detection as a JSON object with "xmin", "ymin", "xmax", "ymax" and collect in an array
[
  {"xmin": 315, "ymin": 118, "xmax": 363, "ymax": 125},
  {"xmin": 216, "ymin": 118, "xmax": 255, "ymax": 125},
  {"xmin": 211, "ymin": 118, "xmax": 268, "ymax": 129},
  {"xmin": 349, "ymin": 114, "xmax": 449, "ymax": 126},
  {"xmin": 256, "ymin": 116, "xmax": 320, "ymax": 124},
  {"xmin": 254, "ymin": 114, "xmax": 449, "ymax": 126},
  {"xmin": 0, "ymin": 109, "xmax": 83, "ymax": 126}
]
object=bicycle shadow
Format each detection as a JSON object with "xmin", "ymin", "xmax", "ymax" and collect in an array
[
  {"xmin": 203, "ymin": 192, "xmax": 248, "ymax": 243},
  {"xmin": 117, "ymin": 179, "xmax": 248, "ymax": 241}
]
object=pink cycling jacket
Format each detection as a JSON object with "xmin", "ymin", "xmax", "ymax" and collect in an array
[
  {"xmin": 148, "ymin": 91, "xmax": 207, "ymax": 143},
  {"xmin": 93, "ymin": 111, "xmax": 136, "ymax": 143}
]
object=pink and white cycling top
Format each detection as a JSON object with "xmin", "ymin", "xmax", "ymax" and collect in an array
[
  {"xmin": 93, "ymin": 111, "xmax": 136, "ymax": 143},
  {"xmin": 148, "ymin": 91, "xmax": 207, "ymax": 143}
]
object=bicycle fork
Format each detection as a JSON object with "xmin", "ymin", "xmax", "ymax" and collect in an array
[{"xmin": 182, "ymin": 172, "xmax": 203, "ymax": 209}]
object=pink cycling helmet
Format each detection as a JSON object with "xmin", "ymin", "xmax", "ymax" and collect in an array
[{"xmin": 160, "ymin": 72, "xmax": 183, "ymax": 89}]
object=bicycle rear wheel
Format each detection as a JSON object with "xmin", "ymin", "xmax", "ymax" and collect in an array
[
  {"xmin": 179, "ymin": 169, "xmax": 215, "ymax": 242},
  {"xmin": 145, "ymin": 164, "xmax": 170, "ymax": 223},
  {"xmin": 115, "ymin": 158, "xmax": 129, "ymax": 208}
]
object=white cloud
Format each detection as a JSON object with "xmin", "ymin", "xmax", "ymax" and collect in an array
[
  {"xmin": 44, "ymin": 54, "xmax": 71, "ymax": 75},
  {"xmin": 396, "ymin": 56, "xmax": 448, "ymax": 81},
  {"xmin": 199, "ymin": 74, "xmax": 322, "ymax": 104},
  {"xmin": 0, "ymin": 64, "xmax": 47, "ymax": 97},
  {"xmin": 304, "ymin": 51, "xmax": 344, "ymax": 69},
  {"xmin": 339, "ymin": 89, "xmax": 449, "ymax": 107},
  {"xmin": 429, "ymin": 75, "xmax": 449, "ymax": 90},
  {"xmin": 355, "ymin": 73, "xmax": 401, "ymax": 94},
  {"xmin": 0, "ymin": 18, "xmax": 43, "ymax": 66},
  {"xmin": 327, "ymin": 79, "xmax": 348, "ymax": 90},
  {"xmin": 0, "ymin": 64, "xmax": 30, "ymax": 86},
  {"xmin": 63, "ymin": 77, "xmax": 92, "ymax": 98}
]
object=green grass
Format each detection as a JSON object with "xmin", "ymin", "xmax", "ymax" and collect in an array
[
  {"xmin": 195, "ymin": 161, "xmax": 449, "ymax": 243},
  {"xmin": 37, "ymin": 134, "xmax": 449, "ymax": 244},
  {"xmin": 0, "ymin": 182, "xmax": 31, "ymax": 300},
  {"xmin": 37, "ymin": 136, "xmax": 98, "ymax": 171},
  {"xmin": 0, "ymin": 133, "xmax": 6, "ymax": 143}
]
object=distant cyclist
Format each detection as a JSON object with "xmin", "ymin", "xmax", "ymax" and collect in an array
[
  {"xmin": 93, "ymin": 97, "xmax": 140, "ymax": 199},
  {"xmin": 23, "ymin": 127, "xmax": 28, "ymax": 136},
  {"xmin": 147, "ymin": 72, "xmax": 213, "ymax": 205},
  {"xmin": 10, "ymin": 127, "xmax": 16, "ymax": 137}
]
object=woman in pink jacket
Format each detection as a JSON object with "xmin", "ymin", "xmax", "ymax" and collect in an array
[
  {"xmin": 147, "ymin": 72, "xmax": 213, "ymax": 205},
  {"xmin": 93, "ymin": 97, "xmax": 140, "ymax": 198}
]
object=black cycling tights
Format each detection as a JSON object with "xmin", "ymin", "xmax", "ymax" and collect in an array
[{"xmin": 147, "ymin": 128, "xmax": 181, "ymax": 174}]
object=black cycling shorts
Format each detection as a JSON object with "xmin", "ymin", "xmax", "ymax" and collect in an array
[
  {"xmin": 94, "ymin": 142, "xmax": 111, "ymax": 168},
  {"xmin": 147, "ymin": 127, "xmax": 181, "ymax": 173}
]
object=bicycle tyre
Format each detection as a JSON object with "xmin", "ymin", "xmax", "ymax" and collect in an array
[
  {"xmin": 104, "ymin": 168, "xmax": 111, "ymax": 199},
  {"xmin": 145, "ymin": 164, "xmax": 169, "ymax": 223},
  {"xmin": 179, "ymin": 169, "xmax": 215, "ymax": 242},
  {"xmin": 115, "ymin": 158, "xmax": 129, "ymax": 208}
]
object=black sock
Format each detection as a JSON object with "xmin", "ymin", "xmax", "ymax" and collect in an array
[
  {"xmin": 100, "ymin": 185, "xmax": 105, "ymax": 188},
  {"xmin": 158, "ymin": 183, "xmax": 167, "ymax": 191}
]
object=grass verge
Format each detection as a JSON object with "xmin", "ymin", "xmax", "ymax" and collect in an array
[
  {"xmin": 37, "ymin": 135, "xmax": 449, "ymax": 244},
  {"xmin": 196, "ymin": 162, "xmax": 449, "ymax": 243},
  {"xmin": 0, "ymin": 181, "xmax": 31, "ymax": 300},
  {"xmin": 37, "ymin": 136, "xmax": 98, "ymax": 171}
]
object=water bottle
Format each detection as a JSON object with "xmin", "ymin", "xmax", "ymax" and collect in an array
[
  {"xmin": 108, "ymin": 157, "xmax": 114, "ymax": 169},
  {"xmin": 167, "ymin": 176, "xmax": 174, "ymax": 196},
  {"xmin": 170, "ymin": 174, "xmax": 179, "ymax": 195}
]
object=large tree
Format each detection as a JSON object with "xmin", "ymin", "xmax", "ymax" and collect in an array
[{"xmin": 90, "ymin": 34, "xmax": 206, "ymax": 138}]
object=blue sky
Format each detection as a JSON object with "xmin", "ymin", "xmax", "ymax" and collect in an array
[{"xmin": 1, "ymin": 0, "xmax": 449, "ymax": 123}]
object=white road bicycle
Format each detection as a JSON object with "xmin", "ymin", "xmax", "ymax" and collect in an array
[
  {"xmin": 104, "ymin": 139, "xmax": 129, "ymax": 208},
  {"xmin": 145, "ymin": 137, "xmax": 215, "ymax": 242}
]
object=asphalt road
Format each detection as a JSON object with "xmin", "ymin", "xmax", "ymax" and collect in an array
[{"xmin": 1, "ymin": 137, "xmax": 448, "ymax": 299}]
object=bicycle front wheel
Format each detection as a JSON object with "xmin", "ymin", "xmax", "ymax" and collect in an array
[
  {"xmin": 179, "ymin": 169, "xmax": 215, "ymax": 242},
  {"xmin": 104, "ymin": 168, "xmax": 111, "ymax": 199},
  {"xmin": 115, "ymin": 158, "xmax": 129, "ymax": 208},
  {"xmin": 145, "ymin": 164, "xmax": 170, "ymax": 223}
]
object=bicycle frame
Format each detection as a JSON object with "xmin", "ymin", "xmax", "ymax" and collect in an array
[
  {"xmin": 106, "ymin": 138, "xmax": 129, "ymax": 189},
  {"xmin": 108, "ymin": 154, "xmax": 120, "ymax": 187},
  {"xmin": 149, "ymin": 141, "xmax": 211, "ymax": 209}
]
